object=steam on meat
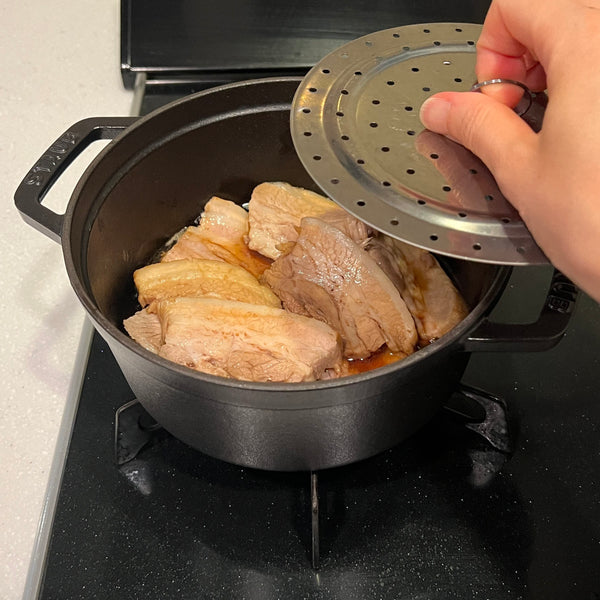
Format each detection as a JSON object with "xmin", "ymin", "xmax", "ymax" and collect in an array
[
  {"xmin": 162, "ymin": 196, "xmax": 271, "ymax": 277},
  {"xmin": 366, "ymin": 237, "xmax": 469, "ymax": 345},
  {"xmin": 262, "ymin": 217, "xmax": 418, "ymax": 359},
  {"xmin": 133, "ymin": 258, "xmax": 280, "ymax": 308},
  {"xmin": 156, "ymin": 298, "xmax": 343, "ymax": 382},
  {"xmin": 247, "ymin": 182, "xmax": 370, "ymax": 259}
]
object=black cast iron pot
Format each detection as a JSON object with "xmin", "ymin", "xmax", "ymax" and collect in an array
[{"xmin": 15, "ymin": 78, "xmax": 577, "ymax": 471}]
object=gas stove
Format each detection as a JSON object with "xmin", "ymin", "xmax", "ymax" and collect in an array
[{"xmin": 23, "ymin": 2, "xmax": 600, "ymax": 598}]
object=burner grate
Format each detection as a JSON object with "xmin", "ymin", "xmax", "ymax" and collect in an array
[{"xmin": 114, "ymin": 383, "xmax": 513, "ymax": 570}]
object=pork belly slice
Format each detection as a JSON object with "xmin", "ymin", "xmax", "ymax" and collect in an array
[
  {"xmin": 366, "ymin": 236, "xmax": 469, "ymax": 344},
  {"xmin": 262, "ymin": 217, "xmax": 418, "ymax": 359},
  {"xmin": 161, "ymin": 196, "xmax": 271, "ymax": 277},
  {"xmin": 247, "ymin": 182, "xmax": 370, "ymax": 259},
  {"xmin": 318, "ymin": 207, "xmax": 371, "ymax": 244},
  {"xmin": 156, "ymin": 298, "xmax": 343, "ymax": 382},
  {"xmin": 160, "ymin": 227, "xmax": 221, "ymax": 262},
  {"xmin": 133, "ymin": 258, "xmax": 280, "ymax": 308},
  {"xmin": 123, "ymin": 308, "xmax": 162, "ymax": 353}
]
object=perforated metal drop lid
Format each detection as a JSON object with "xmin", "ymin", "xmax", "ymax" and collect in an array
[{"xmin": 290, "ymin": 22, "xmax": 548, "ymax": 265}]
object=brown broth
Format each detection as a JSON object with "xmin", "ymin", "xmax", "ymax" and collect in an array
[{"xmin": 345, "ymin": 348, "xmax": 405, "ymax": 375}]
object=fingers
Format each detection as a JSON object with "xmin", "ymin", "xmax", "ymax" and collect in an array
[
  {"xmin": 418, "ymin": 91, "xmax": 538, "ymax": 205},
  {"xmin": 475, "ymin": 1, "xmax": 529, "ymax": 78},
  {"xmin": 475, "ymin": 0, "xmax": 548, "ymax": 94},
  {"xmin": 476, "ymin": 48, "xmax": 547, "ymax": 98}
]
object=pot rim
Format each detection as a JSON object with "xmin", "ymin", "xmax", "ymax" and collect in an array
[{"xmin": 61, "ymin": 76, "xmax": 511, "ymax": 396}]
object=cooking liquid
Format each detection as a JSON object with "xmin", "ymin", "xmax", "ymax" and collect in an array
[
  {"xmin": 345, "ymin": 348, "xmax": 404, "ymax": 375},
  {"xmin": 345, "ymin": 335, "xmax": 438, "ymax": 376}
]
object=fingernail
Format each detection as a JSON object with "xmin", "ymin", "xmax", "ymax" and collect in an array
[{"xmin": 419, "ymin": 97, "xmax": 451, "ymax": 133}]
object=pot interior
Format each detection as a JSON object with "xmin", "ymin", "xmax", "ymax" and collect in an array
[{"xmin": 66, "ymin": 78, "xmax": 503, "ymax": 341}]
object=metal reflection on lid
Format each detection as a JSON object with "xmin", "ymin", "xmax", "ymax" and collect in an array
[{"xmin": 291, "ymin": 23, "xmax": 548, "ymax": 265}]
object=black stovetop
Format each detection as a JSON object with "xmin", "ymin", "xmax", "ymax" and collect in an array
[
  {"xmin": 28, "ymin": 2, "xmax": 600, "ymax": 598},
  {"xmin": 33, "ymin": 260, "xmax": 600, "ymax": 600}
]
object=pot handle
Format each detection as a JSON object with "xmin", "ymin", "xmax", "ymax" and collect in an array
[
  {"xmin": 462, "ymin": 270, "xmax": 578, "ymax": 353},
  {"xmin": 14, "ymin": 116, "xmax": 138, "ymax": 243}
]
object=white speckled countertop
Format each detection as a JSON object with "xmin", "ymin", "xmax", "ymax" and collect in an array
[{"xmin": 0, "ymin": 2, "xmax": 132, "ymax": 598}]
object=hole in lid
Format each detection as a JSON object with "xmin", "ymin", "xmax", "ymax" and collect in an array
[
  {"xmin": 309, "ymin": 87, "xmax": 317, "ymax": 92},
  {"xmin": 423, "ymin": 28, "xmax": 430, "ymax": 33},
  {"xmin": 365, "ymin": 41, "xmax": 373, "ymax": 47},
  {"xmin": 443, "ymin": 185, "xmax": 452, "ymax": 192},
  {"xmin": 403, "ymin": 45, "xmax": 410, "ymax": 50},
  {"xmin": 355, "ymin": 71, "xmax": 362, "ymax": 76},
  {"xmin": 357, "ymin": 200, "xmax": 366, "ymax": 206},
  {"xmin": 393, "ymin": 33, "xmax": 400, "ymax": 38},
  {"xmin": 430, "ymin": 234, "xmax": 438, "ymax": 241},
  {"xmin": 430, "ymin": 153, "xmax": 439, "ymax": 159},
  {"xmin": 454, "ymin": 78, "xmax": 462, "ymax": 83},
  {"xmin": 370, "ymin": 122, "xmax": 379, "ymax": 128},
  {"xmin": 331, "ymin": 178, "xmax": 340, "ymax": 184},
  {"xmin": 467, "ymin": 40, "xmax": 475, "ymax": 45},
  {"xmin": 381, "ymin": 146, "xmax": 390, "ymax": 152},
  {"xmin": 473, "ymin": 243, "xmax": 482, "ymax": 251},
  {"xmin": 458, "ymin": 212, "xmax": 468, "ymax": 218},
  {"xmin": 485, "ymin": 194, "xmax": 494, "ymax": 201},
  {"xmin": 405, "ymin": 106, "xmax": 414, "ymax": 111},
  {"xmin": 357, "ymin": 158, "xmax": 365, "ymax": 164},
  {"xmin": 341, "ymin": 89, "xmax": 349, "ymax": 95},
  {"xmin": 501, "ymin": 217, "xmax": 510, "ymax": 223},
  {"xmin": 407, "ymin": 130, "xmax": 416, "ymax": 136},
  {"xmin": 322, "ymin": 68, "xmax": 330, "ymax": 74},
  {"xmin": 407, "ymin": 168, "xmax": 415, "ymax": 174},
  {"xmin": 382, "ymin": 181, "xmax": 391, "ymax": 187},
  {"xmin": 336, "ymin": 111, "xmax": 344, "ymax": 117},
  {"xmin": 372, "ymin": 99, "xmax": 380, "ymax": 105},
  {"xmin": 303, "ymin": 132, "xmax": 312, "ymax": 136},
  {"xmin": 434, "ymin": 41, "xmax": 441, "ymax": 46},
  {"xmin": 313, "ymin": 155, "xmax": 322, "ymax": 161},
  {"xmin": 411, "ymin": 67, "xmax": 420, "ymax": 72},
  {"xmin": 455, "ymin": 27, "xmax": 463, "ymax": 32},
  {"xmin": 417, "ymin": 199, "xmax": 426, "ymax": 205},
  {"xmin": 443, "ymin": 60, "xmax": 452, "ymax": 65},
  {"xmin": 387, "ymin": 80, "xmax": 395, "ymax": 86},
  {"xmin": 302, "ymin": 108, "xmax": 311, "ymax": 114},
  {"xmin": 423, "ymin": 86, "xmax": 431, "ymax": 92},
  {"xmin": 390, "ymin": 219, "xmax": 399, "ymax": 225},
  {"xmin": 341, "ymin": 135, "xmax": 350, "ymax": 140}
]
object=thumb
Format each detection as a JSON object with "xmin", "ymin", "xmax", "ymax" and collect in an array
[{"xmin": 419, "ymin": 91, "xmax": 538, "ymax": 200}]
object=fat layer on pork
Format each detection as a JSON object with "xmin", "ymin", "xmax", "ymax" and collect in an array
[
  {"xmin": 162, "ymin": 196, "xmax": 271, "ymax": 277},
  {"xmin": 155, "ymin": 297, "xmax": 343, "ymax": 382},
  {"xmin": 247, "ymin": 182, "xmax": 370, "ymax": 259},
  {"xmin": 133, "ymin": 258, "xmax": 280, "ymax": 308},
  {"xmin": 367, "ymin": 236, "xmax": 469, "ymax": 344},
  {"xmin": 262, "ymin": 217, "xmax": 418, "ymax": 359}
]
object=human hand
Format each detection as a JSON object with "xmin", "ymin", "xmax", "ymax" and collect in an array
[{"xmin": 419, "ymin": 0, "xmax": 600, "ymax": 301}]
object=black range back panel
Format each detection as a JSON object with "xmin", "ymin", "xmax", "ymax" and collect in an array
[{"xmin": 121, "ymin": 0, "xmax": 491, "ymax": 87}]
